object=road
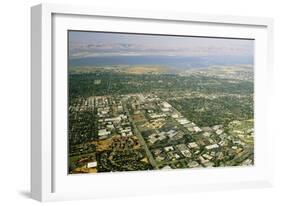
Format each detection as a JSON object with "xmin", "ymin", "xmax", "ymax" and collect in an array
[{"xmin": 122, "ymin": 99, "xmax": 158, "ymax": 169}]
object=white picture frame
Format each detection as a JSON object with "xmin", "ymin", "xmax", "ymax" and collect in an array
[{"xmin": 31, "ymin": 3, "xmax": 274, "ymax": 202}]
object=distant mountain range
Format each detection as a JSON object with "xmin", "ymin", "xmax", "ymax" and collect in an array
[
  {"xmin": 69, "ymin": 42, "xmax": 253, "ymax": 59},
  {"xmin": 69, "ymin": 55, "xmax": 253, "ymax": 69}
]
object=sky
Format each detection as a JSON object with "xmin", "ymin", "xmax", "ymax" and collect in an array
[{"xmin": 68, "ymin": 31, "xmax": 254, "ymax": 59}]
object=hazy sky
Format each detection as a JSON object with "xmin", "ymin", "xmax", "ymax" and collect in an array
[{"xmin": 69, "ymin": 31, "xmax": 254, "ymax": 59}]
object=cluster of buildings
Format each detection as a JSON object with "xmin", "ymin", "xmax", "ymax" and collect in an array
[
  {"xmin": 95, "ymin": 96, "xmax": 133, "ymax": 140},
  {"xmin": 69, "ymin": 93, "xmax": 253, "ymax": 173},
  {"xmin": 147, "ymin": 129, "xmax": 183, "ymax": 145},
  {"xmin": 126, "ymin": 93, "xmax": 253, "ymax": 169},
  {"xmin": 182, "ymin": 65, "xmax": 254, "ymax": 81}
]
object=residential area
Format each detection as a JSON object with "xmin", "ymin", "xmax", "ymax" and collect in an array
[{"xmin": 69, "ymin": 83, "xmax": 254, "ymax": 173}]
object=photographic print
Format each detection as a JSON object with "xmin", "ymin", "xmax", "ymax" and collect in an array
[{"xmin": 68, "ymin": 31, "xmax": 254, "ymax": 174}]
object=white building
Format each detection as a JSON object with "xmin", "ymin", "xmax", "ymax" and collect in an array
[
  {"xmin": 194, "ymin": 126, "xmax": 202, "ymax": 133},
  {"xmin": 162, "ymin": 102, "xmax": 172, "ymax": 108},
  {"xmin": 98, "ymin": 129, "xmax": 111, "ymax": 136},
  {"xmin": 161, "ymin": 107, "xmax": 170, "ymax": 112},
  {"xmin": 188, "ymin": 142, "xmax": 199, "ymax": 149},
  {"xmin": 181, "ymin": 149, "xmax": 191, "ymax": 158},
  {"xmin": 164, "ymin": 146, "xmax": 174, "ymax": 152},
  {"xmin": 177, "ymin": 118, "xmax": 190, "ymax": 125},
  {"xmin": 205, "ymin": 144, "xmax": 219, "ymax": 150},
  {"xmin": 87, "ymin": 161, "xmax": 97, "ymax": 168},
  {"xmin": 216, "ymin": 129, "xmax": 223, "ymax": 135}
]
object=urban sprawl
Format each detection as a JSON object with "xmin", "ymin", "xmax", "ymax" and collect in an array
[{"xmin": 68, "ymin": 65, "xmax": 254, "ymax": 173}]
